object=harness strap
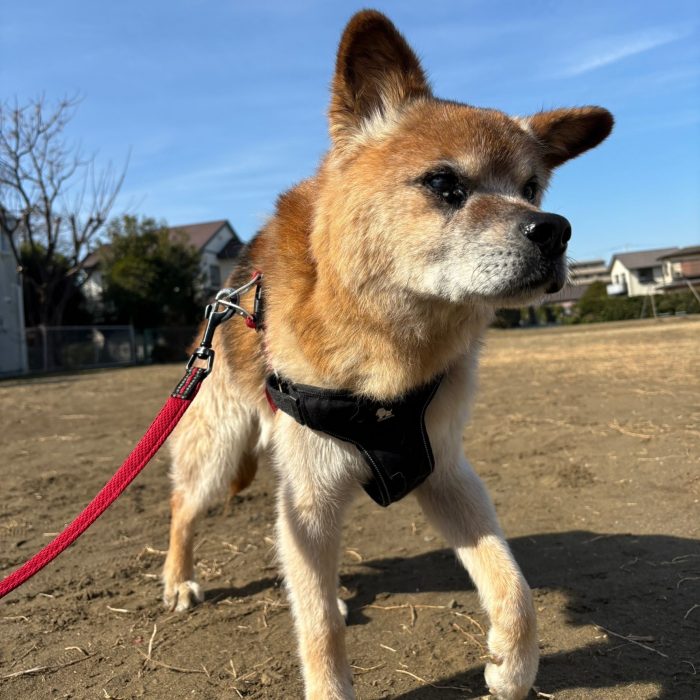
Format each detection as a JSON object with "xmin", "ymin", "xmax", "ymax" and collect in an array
[
  {"xmin": 265, "ymin": 376, "xmax": 305, "ymax": 424},
  {"xmin": 265, "ymin": 373, "xmax": 443, "ymax": 507}
]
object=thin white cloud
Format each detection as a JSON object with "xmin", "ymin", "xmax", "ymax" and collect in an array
[
  {"xmin": 122, "ymin": 139, "xmax": 299, "ymax": 198},
  {"xmin": 558, "ymin": 28, "xmax": 691, "ymax": 77},
  {"xmin": 115, "ymin": 137, "xmax": 313, "ymax": 231}
]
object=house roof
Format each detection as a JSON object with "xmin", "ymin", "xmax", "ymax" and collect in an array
[
  {"xmin": 610, "ymin": 247, "xmax": 678, "ymax": 271},
  {"xmin": 83, "ymin": 219, "xmax": 241, "ymax": 267},
  {"xmin": 168, "ymin": 219, "xmax": 238, "ymax": 251},
  {"xmin": 83, "ymin": 245, "xmax": 109, "ymax": 269},
  {"xmin": 657, "ymin": 245, "xmax": 700, "ymax": 261},
  {"xmin": 571, "ymin": 259, "xmax": 606, "ymax": 269},
  {"xmin": 546, "ymin": 283, "xmax": 591, "ymax": 304}
]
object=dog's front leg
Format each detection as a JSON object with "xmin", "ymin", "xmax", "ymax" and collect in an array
[
  {"xmin": 416, "ymin": 459, "xmax": 538, "ymax": 700},
  {"xmin": 274, "ymin": 429, "xmax": 356, "ymax": 700}
]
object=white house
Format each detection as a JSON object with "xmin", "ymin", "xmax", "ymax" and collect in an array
[
  {"xmin": 168, "ymin": 220, "xmax": 243, "ymax": 295},
  {"xmin": 0, "ymin": 228, "xmax": 28, "ymax": 375},
  {"xmin": 607, "ymin": 247, "xmax": 678, "ymax": 297}
]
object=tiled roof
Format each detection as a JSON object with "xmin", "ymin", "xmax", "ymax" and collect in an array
[
  {"xmin": 83, "ymin": 220, "xmax": 241, "ymax": 267},
  {"xmin": 83, "ymin": 245, "xmax": 110, "ymax": 268},
  {"xmin": 610, "ymin": 247, "xmax": 678, "ymax": 270},
  {"xmin": 571, "ymin": 259, "xmax": 606, "ymax": 268},
  {"xmin": 546, "ymin": 283, "xmax": 591, "ymax": 304},
  {"xmin": 168, "ymin": 220, "xmax": 235, "ymax": 250},
  {"xmin": 657, "ymin": 245, "xmax": 700, "ymax": 261}
]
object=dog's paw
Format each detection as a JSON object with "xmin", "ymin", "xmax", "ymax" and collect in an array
[
  {"xmin": 483, "ymin": 607, "xmax": 538, "ymax": 700},
  {"xmin": 483, "ymin": 646, "xmax": 538, "ymax": 700},
  {"xmin": 337, "ymin": 597, "xmax": 348, "ymax": 622},
  {"xmin": 163, "ymin": 580, "xmax": 203, "ymax": 612}
]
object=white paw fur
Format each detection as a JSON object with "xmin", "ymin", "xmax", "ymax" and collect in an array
[
  {"xmin": 163, "ymin": 580, "xmax": 204, "ymax": 612},
  {"xmin": 337, "ymin": 597, "xmax": 348, "ymax": 621},
  {"xmin": 484, "ymin": 644, "xmax": 538, "ymax": 700}
]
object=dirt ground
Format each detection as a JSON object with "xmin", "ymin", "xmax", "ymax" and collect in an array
[{"xmin": 1, "ymin": 318, "xmax": 698, "ymax": 700}]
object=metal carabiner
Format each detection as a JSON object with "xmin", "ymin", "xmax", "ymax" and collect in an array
[
  {"xmin": 185, "ymin": 272, "xmax": 263, "ymax": 376},
  {"xmin": 212, "ymin": 272, "xmax": 263, "ymax": 327}
]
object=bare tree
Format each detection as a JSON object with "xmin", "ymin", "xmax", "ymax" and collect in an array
[{"xmin": 0, "ymin": 96, "xmax": 127, "ymax": 326}]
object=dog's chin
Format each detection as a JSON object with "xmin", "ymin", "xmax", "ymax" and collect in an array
[
  {"xmin": 486, "ymin": 270, "xmax": 566, "ymax": 308},
  {"xmin": 545, "ymin": 277, "xmax": 565, "ymax": 294}
]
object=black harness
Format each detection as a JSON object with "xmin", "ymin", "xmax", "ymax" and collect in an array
[
  {"xmin": 223, "ymin": 267, "xmax": 442, "ymax": 507},
  {"xmin": 266, "ymin": 374, "xmax": 443, "ymax": 506}
]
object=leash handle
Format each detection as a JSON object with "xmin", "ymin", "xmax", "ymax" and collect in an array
[{"xmin": 0, "ymin": 367, "xmax": 206, "ymax": 601}]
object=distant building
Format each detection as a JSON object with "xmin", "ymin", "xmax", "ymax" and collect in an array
[
  {"xmin": 656, "ymin": 246, "xmax": 700, "ymax": 294},
  {"xmin": 0, "ymin": 226, "xmax": 28, "ymax": 375},
  {"xmin": 83, "ymin": 219, "xmax": 244, "ymax": 305},
  {"xmin": 546, "ymin": 259, "xmax": 610, "ymax": 312},
  {"xmin": 607, "ymin": 247, "xmax": 678, "ymax": 297},
  {"xmin": 544, "ymin": 283, "xmax": 587, "ymax": 313},
  {"xmin": 569, "ymin": 259, "xmax": 610, "ymax": 285},
  {"xmin": 82, "ymin": 253, "xmax": 105, "ymax": 307},
  {"xmin": 542, "ymin": 246, "xmax": 698, "ymax": 317},
  {"xmin": 169, "ymin": 220, "xmax": 244, "ymax": 295}
]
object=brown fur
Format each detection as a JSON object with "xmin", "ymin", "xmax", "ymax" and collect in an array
[{"xmin": 162, "ymin": 10, "xmax": 613, "ymax": 699}]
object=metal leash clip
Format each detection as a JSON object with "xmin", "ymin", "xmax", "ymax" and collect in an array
[
  {"xmin": 212, "ymin": 271, "xmax": 263, "ymax": 328},
  {"xmin": 187, "ymin": 272, "xmax": 263, "ymax": 375}
]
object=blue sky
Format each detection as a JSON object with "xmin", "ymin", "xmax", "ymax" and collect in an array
[{"xmin": 2, "ymin": 0, "xmax": 699, "ymax": 263}]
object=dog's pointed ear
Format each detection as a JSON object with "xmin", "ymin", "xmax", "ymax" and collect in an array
[
  {"xmin": 329, "ymin": 10, "xmax": 431, "ymax": 143},
  {"xmin": 524, "ymin": 107, "xmax": 614, "ymax": 168}
]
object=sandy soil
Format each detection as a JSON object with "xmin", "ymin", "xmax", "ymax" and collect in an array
[{"xmin": 1, "ymin": 318, "xmax": 698, "ymax": 699}]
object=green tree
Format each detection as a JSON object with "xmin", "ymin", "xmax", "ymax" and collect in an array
[
  {"xmin": 101, "ymin": 216, "xmax": 203, "ymax": 328},
  {"xmin": 574, "ymin": 281, "xmax": 609, "ymax": 321},
  {"xmin": 573, "ymin": 281, "xmax": 644, "ymax": 322},
  {"xmin": 19, "ymin": 243, "xmax": 92, "ymax": 326},
  {"xmin": 566, "ymin": 281, "xmax": 700, "ymax": 323}
]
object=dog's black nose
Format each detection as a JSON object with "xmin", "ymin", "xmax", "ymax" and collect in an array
[{"xmin": 519, "ymin": 212, "xmax": 571, "ymax": 258}]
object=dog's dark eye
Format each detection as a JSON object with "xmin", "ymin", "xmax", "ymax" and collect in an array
[
  {"xmin": 522, "ymin": 181, "xmax": 538, "ymax": 202},
  {"xmin": 424, "ymin": 171, "xmax": 467, "ymax": 207}
]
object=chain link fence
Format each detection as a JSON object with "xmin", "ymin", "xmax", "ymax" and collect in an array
[{"xmin": 24, "ymin": 325, "xmax": 197, "ymax": 373}]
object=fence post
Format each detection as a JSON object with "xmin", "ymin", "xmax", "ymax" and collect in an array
[
  {"xmin": 16, "ymin": 272, "xmax": 29, "ymax": 374},
  {"xmin": 93, "ymin": 327, "xmax": 100, "ymax": 365},
  {"xmin": 128, "ymin": 324, "xmax": 136, "ymax": 363},
  {"xmin": 40, "ymin": 324, "xmax": 48, "ymax": 372}
]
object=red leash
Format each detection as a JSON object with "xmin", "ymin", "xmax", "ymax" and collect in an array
[
  {"xmin": 0, "ymin": 273, "xmax": 263, "ymax": 601},
  {"xmin": 0, "ymin": 368, "xmax": 205, "ymax": 599}
]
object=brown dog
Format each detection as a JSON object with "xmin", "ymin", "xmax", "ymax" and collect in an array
[{"xmin": 162, "ymin": 10, "xmax": 613, "ymax": 699}]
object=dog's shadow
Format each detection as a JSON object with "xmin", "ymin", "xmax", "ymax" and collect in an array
[
  {"xmin": 205, "ymin": 530, "xmax": 698, "ymax": 698},
  {"xmin": 340, "ymin": 530, "xmax": 699, "ymax": 699}
]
